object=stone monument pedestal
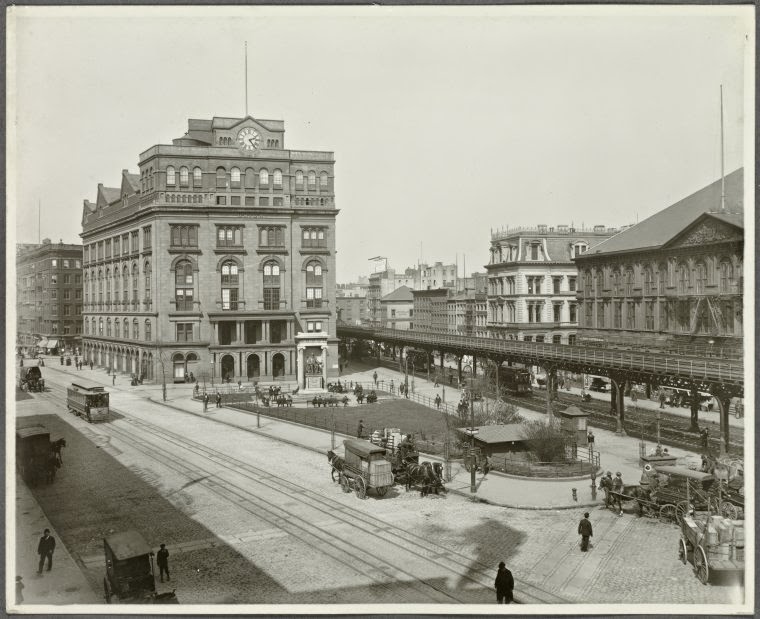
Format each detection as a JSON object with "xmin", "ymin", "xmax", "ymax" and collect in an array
[{"xmin": 295, "ymin": 332, "xmax": 329, "ymax": 394}]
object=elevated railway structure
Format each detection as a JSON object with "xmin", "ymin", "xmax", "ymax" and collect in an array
[{"xmin": 337, "ymin": 324, "xmax": 745, "ymax": 454}]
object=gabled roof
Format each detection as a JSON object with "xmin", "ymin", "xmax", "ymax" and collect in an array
[
  {"xmin": 100, "ymin": 186, "xmax": 121, "ymax": 205},
  {"xmin": 124, "ymin": 172, "xmax": 140, "ymax": 193},
  {"xmin": 578, "ymin": 168, "xmax": 743, "ymax": 258},
  {"xmin": 381, "ymin": 286, "xmax": 413, "ymax": 303}
]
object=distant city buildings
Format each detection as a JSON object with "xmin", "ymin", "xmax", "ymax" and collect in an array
[
  {"xmin": 574, "ymin": 169, "xmax": 744, "ymax": 350},
  {"xmin": 16, "ymin": 239, "xmax": 84, "ymax": 355},
  {"xmin": 485, "ymin": 224, "xmax": 617, "ymax": 344},
  {"xmin": 380, "ymin": 286, "xmax": 414, "ymax": 330}
]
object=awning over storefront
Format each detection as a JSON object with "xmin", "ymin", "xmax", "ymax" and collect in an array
[
  {"xmin": 46, "ymin": 339, "xmax": 59, "ymax": 348},
  {"xmin": 37, "ymin": 339, "xmax": 49, "ymax": 348}
]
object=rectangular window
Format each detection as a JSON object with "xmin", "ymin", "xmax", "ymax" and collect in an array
[
  {"xmin": 75, "ymin": 289, "xmax": 82, "ymax": 299},
  {"xmin": 51, "ymin": 259, "xmax": 58, "ymax": 267},
  {"xmin": 63, "ymin": 305, "xmax": 71, "ymax": 316},
  {"xmin": 143, "ymin": 226, "xmax": 152, "ymax": 249},
  {"xmin": 216, "ymin": 196, "xmax": 227, "ymax": 205},
  {"xmin": 553, "ymin": 278, "xmax": 561, "ymax": 294},
  {"xmin": 553, "ymin": 304, "xmax": 562, "ymax": 322},
  {"xmin": 63, "ymin": 274, "xmax": 71, "ymax": 284},
  {"xmin": 63, "ymin": 259, "xmax": 70, "ymax": 268},
  {"xmin": 569, "ymin": 303, "xmax": 577, "ymax": 322},
  {"xmin": 63, "ymin": 289, "xmax": 70, "ymax": 300},
  {"xmin": 170, "ymin": 225, "xmax": 199, "ymax": 247},
  {"xmin": 568, "ymin": 277, "xmax": 576, "ymax": 292},
  {"xmin": 222, "ymin": 288, "xmax": 239, "ymax": 311},
  {"xmin": 614, "ymin": 302, "xmax": 622, "ymax": 329},
  {"xmin": 122, "ymin": 234, "xmax": 129, "ymax": 255},
  {"xmin": 259, "ymin": 197, "xmax": 269, "ymax": 206},
  {"xmin": 645, "ymin": 301, "xmax": 655, "ymax": 330},
  {"xmin": 51, "ymin": 290, "xmax": 57, "ymax": 300},
  {"xmin": 131, "ymin": 231, "xmax": 139, "ymax": 253},
  {"xmin": 217, "ymin": 226, "xmax": 243, "ymax": 247},
  {"xmin": 75, "ymin": 274, "xmax": 82, "ymax": 284},
  {"xmin": 105, "ymin": 240, "xmax": 111, "ymax": 258},
  {"xmin": 273, "ymin": 197, "xmax": 284, "ymax": 206},
  {"xmin": 176, "ymin": 323, "xmax": 193, "ymax": 342},
  {"xmin": 244, "ymin": 196, "xmax": 255, "ymax": 206},
  {"xmin": 114, "ymin": 237, "xmax": 120, "ymax": 255},
  {"xmin": 230, "ymin": 196, "xmax": 241, "ymax": 206}
]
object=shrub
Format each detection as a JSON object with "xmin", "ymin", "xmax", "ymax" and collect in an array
[{"xmin": 522, "ymin": 420, "xmax": 568, "ymax": 462}]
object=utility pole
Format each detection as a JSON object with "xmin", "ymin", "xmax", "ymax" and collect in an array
[{"xmin": 470, "ymin": 391, "xmax": 476, "ymax": 494}]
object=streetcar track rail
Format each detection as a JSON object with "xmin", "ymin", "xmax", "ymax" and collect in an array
[{"xmin": 40, "ymin": 381, "xmax": 566, "ymax": 604}]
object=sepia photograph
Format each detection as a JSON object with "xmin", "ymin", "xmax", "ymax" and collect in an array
[{"xmin": 6, "ymin": 5, "xmax": 754, "ymax": 614}]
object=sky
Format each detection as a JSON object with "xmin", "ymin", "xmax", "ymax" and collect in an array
[{"xmin": 7, "ymin": 6, "xmax": 752, "ymax": 283}]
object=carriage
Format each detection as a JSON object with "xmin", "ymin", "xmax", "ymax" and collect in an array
[
  {"xmin": 679, "ymin": 513, "xmax": 745, "ymax": 585},
  {"xmin": 103, "ymin": 531, "xmax": 178, "ymax": 604},
  {"xmin": 332, "ymin": 439, "xmax": 394, "ymax": 499},
  {"xmin": 16, "ymin": 425, "xmax": 54, "ymax": 485},
  {"xmin": 18, "ymin": 366, "xmax": 45, "ymax": 392},
  {"xmin": 67, "ymin": 380, "xmax": 110, "ymax": 422}
]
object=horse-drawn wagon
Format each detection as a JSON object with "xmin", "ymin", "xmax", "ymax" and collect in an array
[
  {"xmin": 103, "ymin": 531, "xmax": 178, "ymax": 604},
  {"xmin": 679, "ymin": 513, "xmax": 745, "ymax": 585},
  {"xmin": 328, "ymin": 439, "xmax": 394, "ymax": 499},
  {"xmin": 16, "ymin": 425, "xmax": 55, "ymax": 485},
  {"xmin": 18, "ymin": 366, "xmax": 45, "ymax": 392}
]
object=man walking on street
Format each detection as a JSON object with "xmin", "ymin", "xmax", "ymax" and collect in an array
[
  {"xmin": 357, "ymin": 419, "xmax": 364, "ymax": 438},
  {"xmin": 37, "ymin": 529, "xmax": 56, "ymax": 574},
  {"xmin": 578, "ymin": 512, "xmax": 593, "ymax": 551},
  {"xmin": 373, "ymin": 371, "xmax": 378, "ymax": 387},
  {"xmin": 494, "ymin": 561, "xmax": 514, "ymax": 603},
  {"xmin": 612, "ymin": 472, "xmax": 624, "ymax": 515},
  {"xmin": 203, "ymin": 393, "xmax": 209, "ymax": 412},
  {"xmin": 215, "ymin": 392, "xmax": 222, "ymax": 408},
  {"xmin": 599, "ymin": 471, "xmax": 613, "ymax": 508},
  {"xmin": 587, "ymin": 431, "xmax": 595, "ymax": 452},
  {"xmin": 435, "ymin": 394, "xmax": 441, "ymax": 410},
  {"xmin": 659, "ymin": 389, "xmax": 666, "ymax": 409},
  {"xmin": 90, "ymin": 360, "xmax": 94, "ymax": 370},
  {"xmin": 112, "ymin": 373, "xmax": 116, "ymax": 386},
  {"xmin": 157, "ymin": 543, "xmax": 170, "ymax": 582}
]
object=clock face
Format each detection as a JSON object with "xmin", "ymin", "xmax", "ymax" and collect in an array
[{"xmin": 237, "ymin": 127, "xmax": 261, "ymax": 151}]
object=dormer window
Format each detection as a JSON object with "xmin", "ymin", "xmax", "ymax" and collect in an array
[
  {"xmin": 166, "ymin": 166, "xmax": 176, "ymax": 186},
  {"xmin": 571, "ymin": 242, "xmax": 588, "ymax": 259}
]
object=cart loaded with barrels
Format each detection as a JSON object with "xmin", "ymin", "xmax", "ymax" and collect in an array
[{"xmin": 679, "ymin": 512, "xmax": 745, "ymax": 585}]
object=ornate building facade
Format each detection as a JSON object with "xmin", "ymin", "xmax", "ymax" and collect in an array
[
  {"xmin": 574, "ymin": 169, "xmax": 744, "ymax": 351},
  {"xmin": 81, "ymin": 115, "xmax": 338, "ymax": 388},
  {"xmin": 485, "ymin": 224, "xmax": 617, "ymax": 343}
]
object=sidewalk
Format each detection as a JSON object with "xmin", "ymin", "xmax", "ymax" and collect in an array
[
  {"xmin": 12, "ymin": 480, "xmax": 101, "ymax": 607},
  {"xmin": 38, "ymin": 360, "xmax": 706, "ymax": 510}
]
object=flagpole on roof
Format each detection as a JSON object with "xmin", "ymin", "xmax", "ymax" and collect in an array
[{"xmin": 720, "ymin": 84, "xmax": 726, "ymax": 213}]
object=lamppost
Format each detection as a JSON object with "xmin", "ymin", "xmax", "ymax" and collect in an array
[
  {"xmin": 469, "ymin": 388, "xmax": 476, "ymax": 494},
  {"xmin": 210, "ymin": 361, "xmax": 215, "ymax": 388}
]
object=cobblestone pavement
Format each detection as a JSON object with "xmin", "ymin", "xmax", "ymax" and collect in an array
[{"xmin": 14, "ymin": 372, "xmax": 747, "ymax": 610}]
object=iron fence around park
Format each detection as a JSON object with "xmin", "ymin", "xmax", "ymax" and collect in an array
[{"xmin": 487, "ymin": 445, "xmax": 599, "ymax": 478}]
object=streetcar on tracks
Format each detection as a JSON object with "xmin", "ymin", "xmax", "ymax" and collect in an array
[
  {"xmin": 16, "ymin": 424, "xmax": 52, "ymax": 485},
  {"xmin": 336, "ymin": 439, "xmax": 394, "ymax": 499},
  {"xmin": 498, "ymin": 366, "xmax": 532, "ymax": 395},
  {"xmin": 103, "ymin": 531, "xmax": 178, "ymax": 604},
  {"xmin": 67, "ymin": 380, "xmax": 110, "ymax": 423}
]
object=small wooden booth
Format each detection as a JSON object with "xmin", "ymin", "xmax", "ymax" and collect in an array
[{"xmin": 560, "ymin": 406, "xmax": 590, "ymax": 446}]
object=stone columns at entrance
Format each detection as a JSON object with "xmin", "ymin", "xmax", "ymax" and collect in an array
[
  {"xmin": 321, "ymin": 345, "xmax": 328, "ymax": 389},
  {"xmin": 297, "ymin": 345, "xmax": 305, "ymax": 388}
]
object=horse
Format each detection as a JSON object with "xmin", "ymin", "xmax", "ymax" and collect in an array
[
  {"xmin": 327, "ymin": 450, "xmax": 345, "ymax": 483},
  {"xmin": 45, "ymin": 453, "xmax": 60, "ymax": 484},
  {"xmin": 405, "ymin": 461, "xmax": 440, "ymax": 497},
  {"xmin": 50, "ymin": 438, "xmax": 66, "ymax": 466}
]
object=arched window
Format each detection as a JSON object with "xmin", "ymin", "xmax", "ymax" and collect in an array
[
  {"xmin": 106, "ymin": 318, "xmax": 111, "ymax": 337},
  {"xmin": 122, "ymin": 266, "xmax": 128, "ymax": 306},
  {"xmin": 263, "ymin": 261, "xmax": 280, "ymax": 310},
  {"xmin": 624, "ymin": 268, "xmax": 635, "ymax": 296},
  {"xmin": 245, "ymin": 168, "xmax": 256, "ymax": 188},
  {"xmin": 295, "ymin": 170, "xmax": 304, "ymax": 187},
  {"xmin": 643, "ymin": 267, "xmax": 654, "ymax": 294},
  {"xmin": 259, "ymin": 169, "xmax": 269, "ymax": 186},
  {"xmin": 719, "ymin": 259, "xmax": 733, "ymax": 293},
  {"xmin": 677, "ymin": 263, "xmax": 690, "ymax": 294},
  {"xmin": 114, "ymin": 319, "xmax": 120, "ymax": 338},
  {"xmin": 308, "ymin": 171, "xmax": 316, "ymax": 188},
  {"xmin": 305, "ymin": 260, "xmax": 323, "ymax": 308},
  {"xmin": 133, "ymin": 318, "xmax": 139, "ymax": 341},
  {"xmin": 230, "ymin": 167, "xmax": 241, "ymax": 185},
  {"xmin": 144, "ymin": 261, "xmax": 151, "ymax": 301},
  {"xmin": 319, "ymin": 171, "xmax": 328, "ymax": 187},
  {"xmin": 611, "ymin": 269, "xmax": 621, "ymax": 295},
  {"xmin": 179, "ymin": 166, "xmax": 189, "ymax": 186},
  {"xmin": 260, "ymin": 228, "xmax": 268, "ymax": 246},
  {"xmin": 99, "ymin": 317, "xmax": 103, "ymax": 335},
  {"xmin": 695, "ymin": 262, "xmax": 707, "ymax": 294},
  {"xmin": 193, "ymin": 166, "xmax": 202, "ymax": 187},
  {"xmin": 216, "ymin": 167, "xmax": 227, "ymax": 188},
  {"xmin": 145, "ymin": 319, "xmax": 152, "ymax": 341},
  {"xmin": 273, "ymin": 169, "xmax": 282, "ymax": 187},
  {"xmin": 98, "ymin": 270, "xmax": 103, "ymax": 305},
  {"xmin": 657, "ymin": 263, "xmax": 667, "ymax": 294},
  {"xmin": 105, "ymin": 268, "xmax": 111, "ymax": 304},
  {"xmin": 221, "ymin": 261, "xmax": 239, "ymax": 310},
  {"xmin": 166, "ymin": 166, "xmax": 176, "ymax": 186},
  {"xmin": 132, "ymin": 263, "xmax": 138, "ymax": 304},
  {"xmin": 175, "ymin": 260, "xmax": 194, "ymax": 311}
]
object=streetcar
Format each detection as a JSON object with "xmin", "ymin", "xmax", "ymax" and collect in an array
[
  {"xmin": 67, "ymin": 380, "xmax": 110, "ymax": 423},
  {"xmin": 498, "ymin": 366, "xmax": 532, "ymax": 395}
]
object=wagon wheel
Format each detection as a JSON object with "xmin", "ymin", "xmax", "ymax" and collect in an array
[
  {"xmin": 678, "ymin": 537, "xmax": 688, "ymax": 564},
  {"xmin": 694, "ymin": 545, "xmax": 709, "ymax": 584},
  {"xmin": 376, "ymin": 485, "xmax": 389, "ymax": 497},
  {"xmin": 720, "ymin": 501, "xmax": 738, "ymax": 519},
  {"xmin": 675, "ymin": 501, "xmax": 692, "ymax": 525},
  {"xmin": 354, "ymin": 476, "xmax": 367, "ymax": 499},
  {"xmin": 340, "ymin": 475, "xmax": 351, "ymax": 493},
  {"xmin": 659, "ymin": 504, "xmax": 677, "ymax": 524}
]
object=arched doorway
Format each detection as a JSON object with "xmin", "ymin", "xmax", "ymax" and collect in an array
[
  {"xmin": 186, "ymin": 352, "xmax": 199, "ymax": 380},
  {"xmin": 146, "ymin": 353, "xmax": 154, "ymax": 380},
  {"xmin": 247, "ymin": 354, "xmax": 260, "ymax": 379},
  {"xmin": 172, "ymin": 353, "xmax": 185, "ymax": 383},
  {"xmin": 272, "ymin": 353, "xmax": 285, "ymax": 378},
  {"xmin": 221, "ymin": 354, "xmax": 235, "ymax": 383}
]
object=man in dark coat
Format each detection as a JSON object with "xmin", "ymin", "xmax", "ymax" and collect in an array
[
  {"xmin": 578, "ymin": 512, "xmax": 593, "ymax": 551},
  {"xmin": 494, "ymin": 561, "xmax": 514, "ymax": 603},
  {"xmin": 215, "ymin": 392, "xmax": 222, "ymax": 408},
  {"xmin": 37, "ymin": 529, "xmax": 56, "ymax": 573},
  {"xmin": 157, "ymin": 543, "xmax": 170, "ymax": 582},
  {"xmin": 357, "ymin": 419, "xmax": 364, "ymax": 438}
]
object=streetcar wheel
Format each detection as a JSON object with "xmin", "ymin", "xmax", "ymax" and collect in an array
[
  {"xmin": 721, "ymin": 502, "xmax": 738, "ymax": 519},
  {"xmin": 695, "ymin": 546, "xmax": 709, "ymax": 584},
  {"xmin": 678, "ymin": 538, "xmax": 688, "ymax": 564},
  {"xmin": 355, "ymin": 476, "xmax": 367, "ymax": 499},
  {"xmin": 376, "ymin": 485, "xmax": 388, "ymax": 497},
  {"xmin": 659, "ymin": 504, "xmax": 677, "ymax": 524},
  {"xmin": 340, "ymin": 475, "xmax": 351, "ymax": 493}
]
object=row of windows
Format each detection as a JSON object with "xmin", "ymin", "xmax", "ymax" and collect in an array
[
  {"xmin": 84, "ymin": 261, "xmax": 151, "ymax": 306},
  {"xmin": 489, "ymin": 275, "xmax": 577, "ymax": 296},
  {"xmin": 490, "ymin": 241, "xmax": 589, "ymax": 264},
  {"xmin": 217, "ymin": 136, "xmax": 281, "ymax": 148},
  {"xmin": 86, "ymin": 317, "xmax": 152, "ymax": 341},
  {"xmin": 165, "ymin": 166, "xmax": 329, "ymax": 188},
  {"xmin": 169, "ymin": 224, "xmax": 328, "ymax": 249},
  {"xmin": 85, "ymin": 228, "xmax": 151, "ymax": 263},
  {"xmin": 49, "ymin": 259, "xmax": 82, "ymax": 269},
  {"xmin": 581, "ymin": 258, "xmax": 740, "ymax": 297}
]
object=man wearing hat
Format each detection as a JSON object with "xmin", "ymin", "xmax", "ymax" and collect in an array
[
  {"xmin": 494, "ymin": 561, "xmax": 514, "ymax": 603},
  {"xmin": 612, "ymin": 472, "xmax": 624, "ymax": 515},
  {"xmin": 37, "ymin": 529, "xmax": 56, "ymax": 573},
  {"xmin": 578, "ymin": 512, "xmax": 593, "ymax": 551},
  {"xmin": 598, "ymin": 471, "xmax": 613, "ymax": 508},
  {"xmin": 157, "ymin": 543, "xmax": 170, "ymax": 582}
]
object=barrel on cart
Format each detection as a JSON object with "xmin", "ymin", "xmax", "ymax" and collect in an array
[
  {"xmin": 679, "ymin": 513, "xmax": 744, "ymax": 585},
  {"xmin": 16, "ymin": 425, "xmax": 52, "ymax": 485}
]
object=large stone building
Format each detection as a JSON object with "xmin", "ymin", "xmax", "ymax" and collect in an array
[
  {"xmin": 574, "ymin": 169, "xmax": 744, "ymax": 351},
  {"xmin": 412, "ymin": 289, "xmax": 450, "ymax": 333},
  {"xmin": 16, "ymin": 240, "xmax": 84, "ymax": 354},
  {"xmin": 485, "ymin": 224, "xmax": 617, "ymax": 344},
  {"xmin": 336, "ymin": 295, "xmax": 368, "ymax": 326},
  {"xmin": 380, "ymin": 286, "xmax": 414, "ymax": 330},
  {"xmin": 81, "ymin": 114, "xmax": 338, "ymax": 388}
]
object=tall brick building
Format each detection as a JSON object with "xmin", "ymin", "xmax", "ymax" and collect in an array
[
  {"xmin": 16, "ymin": 240, "xmax": 84, "ymax": 354},
  {"xmin": 81, "ymin": 115, "xmax": 338, "ymax": 388}
]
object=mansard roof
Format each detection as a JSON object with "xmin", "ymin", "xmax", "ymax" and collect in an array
[{"xmin": 578, "ymin": 168, "xmax": 743, "ymax": 258}]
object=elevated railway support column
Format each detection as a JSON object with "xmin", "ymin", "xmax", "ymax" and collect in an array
[
  {"xmin": 545, "ymin": 366, "xmax": 556, "ymax": 423},
  {"xmin": 712, "ymin": 389, "xmax": 732, "ymax": 456},
  {"xmin": 609, "ymin": 376, "xmax": 627, "ymax": 436},
  {"xmin": 457, "ymin": 355, "xmax": 463, "ymax": 386}
]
